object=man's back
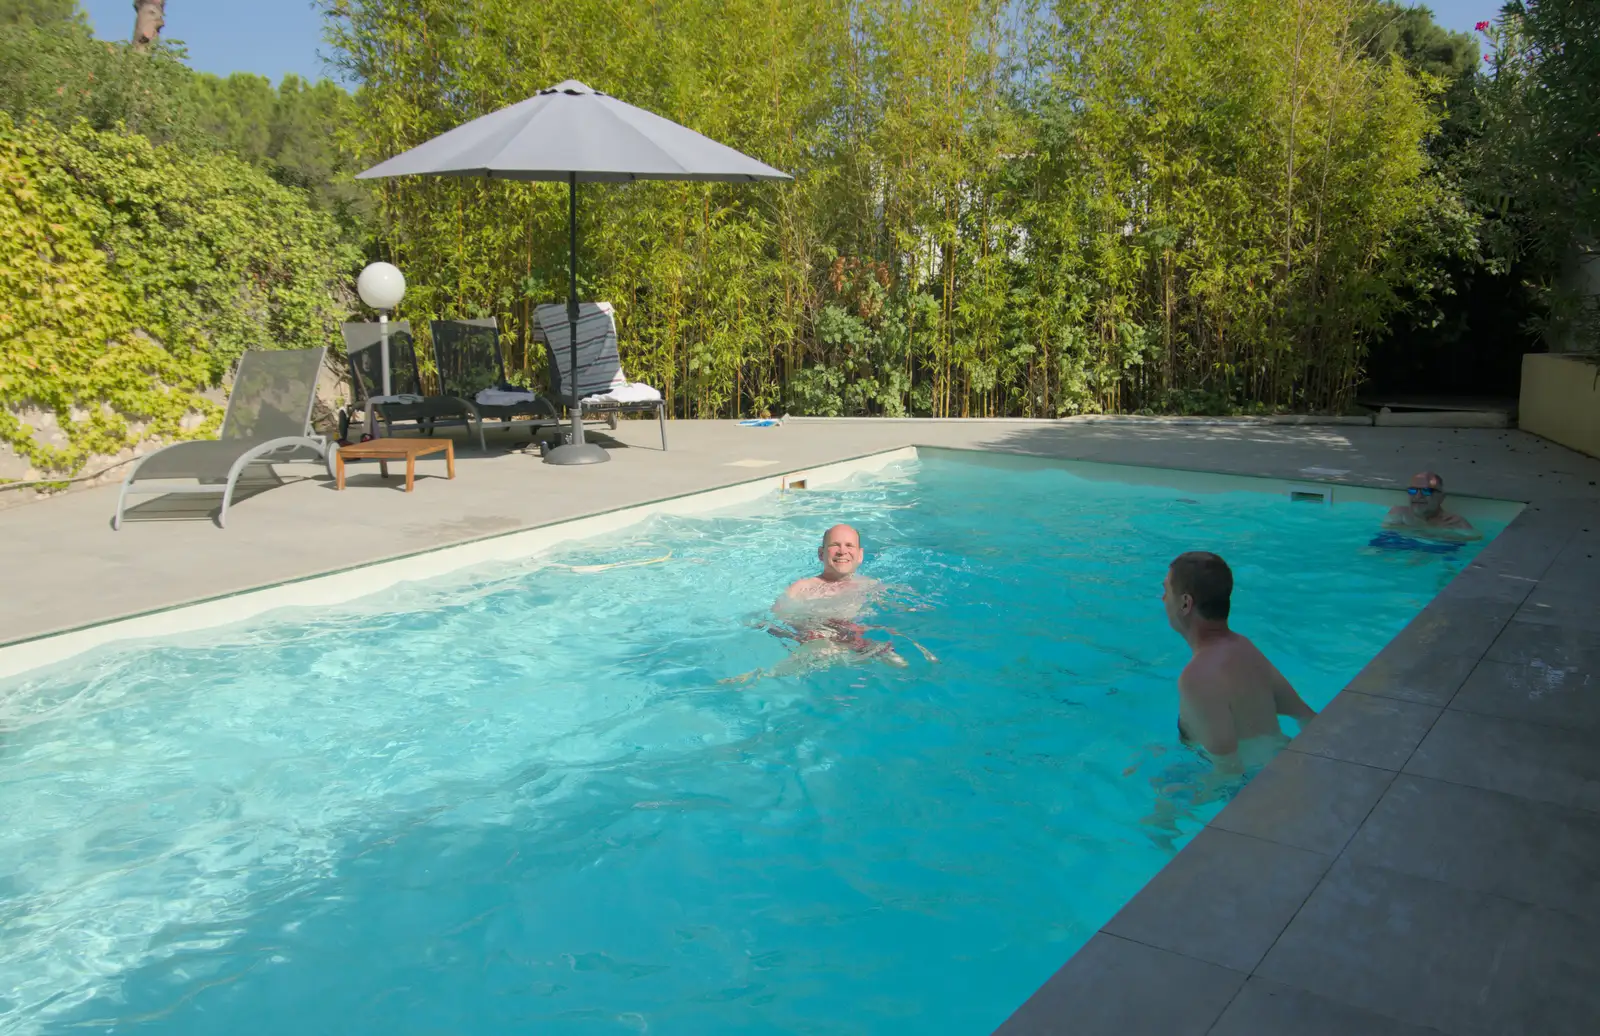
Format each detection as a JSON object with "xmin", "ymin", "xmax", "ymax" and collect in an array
[{"xmin": 1178, "ymin": 632, "xmax": 1313, "ymax": 768}]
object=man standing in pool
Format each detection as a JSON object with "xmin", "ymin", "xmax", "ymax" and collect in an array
[
  {"xmin": 1163, "ymin": 551, "xmax": 1316, "ymax": 772},
  {"xmin": 1382, "ymin": 471, "xmax": 1480, "ymax": 540}
]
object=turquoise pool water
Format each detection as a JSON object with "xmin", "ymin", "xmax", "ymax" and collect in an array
[{"xmin": 0, "ymin": 454, "xmax": 1501, "ymax": 1036}]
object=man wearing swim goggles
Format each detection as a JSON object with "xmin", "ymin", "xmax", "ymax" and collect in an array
[{"xmin": 1381, "ymin": 471, "xmax": 1480, "ymax": 540}]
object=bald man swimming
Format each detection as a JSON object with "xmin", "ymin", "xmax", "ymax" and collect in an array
[{"xmin": 725, "ymin": 524, "xmax": 909, "ymax": 684}]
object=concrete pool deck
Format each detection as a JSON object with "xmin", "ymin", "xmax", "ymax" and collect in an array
[{"xmin": 3, "ymin": 417, "xmax": 1599, "ymax": 1035}]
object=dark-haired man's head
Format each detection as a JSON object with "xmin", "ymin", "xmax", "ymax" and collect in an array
[{"xmin": 1163, "ymin": 551, "xmax": 1233, "ymax": 635}]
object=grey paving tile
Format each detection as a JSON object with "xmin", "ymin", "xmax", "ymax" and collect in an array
[
  {"xmin": 1486, "ymin": 620, "xmax": 1600, "ymax": 671},
  {"xmin": 1211, "ymin": 750, "xmax": 1393, "ymax": 856},
  {"xmin": 1436, "ymin": 563, "xmax": 1537, "ymax": 608},
  {"xmin": 1526, "ymin": 539, "xmax": 1600, "ymax": 595},
  {"xmin": 1291, "ymin": 690, "xmax": 1441, "ymax": 770},
  {"xmin": 1346, "ymin": 774, "xmax": 1600, "ymax": 922},
  {"xmin": 1451, "ymin": 658, "xmax": 1600, "ymax": 731},
  {"xmin": 1518, "ymin": 587, "xmax": 1600, "ymax": 634},
  {"xmin": 1257, "ymin": 860, "xmax": 1600, "ymax": 1036},
  {"xmin": 1405, "ymin": 709, "xmax": 1600, "ymax": 813},
  {"xmin": 1102, "ymin": 828, "xmax": 1330, "ymax": 972},
  {"xmin": 994, "ymin": 933, "xmax": 1245, "ymax": 1036},
  {"xmin": 1457, "ymin": 506, "xmax": 1574, "ymax": 582},
  {"xmin": 1208, "ymin": 977, "xmax": 1447, "ymax": 1036},
  {"xmin": 1344, "ymin": 601, "xmax": 1516, "ymax": 706}
]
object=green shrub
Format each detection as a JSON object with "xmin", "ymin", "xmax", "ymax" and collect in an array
[{"xmin": 0, "ymin": 112, "xmax": 359, "ymax": 476}]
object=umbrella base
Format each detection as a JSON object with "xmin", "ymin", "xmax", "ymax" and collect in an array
[{"xmin": 544, "ymin": 442, "xmax": 611, "ymax": 465}]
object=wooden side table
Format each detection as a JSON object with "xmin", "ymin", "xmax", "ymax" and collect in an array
[{"xmin": 336, "ymin": 438, "xmax": 455, "ymax": 492}]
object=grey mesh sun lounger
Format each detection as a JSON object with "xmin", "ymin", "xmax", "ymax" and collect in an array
[
  {"xmin": 339, "ymin": 321, "xmax": 485, "ymax": 450},
  {"xmin": 429, "ymin": 316, "xmax": 560, "ymax": 434},
  {"xmin": 113, "ymin": 347, "xmax": 333, "ymax": 530}
]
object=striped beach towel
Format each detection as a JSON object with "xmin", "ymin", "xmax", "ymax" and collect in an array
[{"xmin": 534, "ymin": 302, "xmax": 631, "ymax": 401}]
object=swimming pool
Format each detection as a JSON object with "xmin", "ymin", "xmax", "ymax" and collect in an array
[{"xmin": 0, "ymin": 451, "xmax": 1503, "ymax": 1035}]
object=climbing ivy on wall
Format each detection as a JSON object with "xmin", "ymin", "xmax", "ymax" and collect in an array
[{"xmin": 0, "ymin": 112, "xmax": 359, "ymax": 477}]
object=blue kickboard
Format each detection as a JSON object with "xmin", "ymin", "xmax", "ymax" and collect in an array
[{"xmin": 1369, "ymin": 530, "xmax": 1462, "ymax": 554}]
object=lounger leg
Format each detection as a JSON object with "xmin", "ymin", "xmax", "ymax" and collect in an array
[
  {"xmin": 658, "ymin": 403, "xmax": 668, "ymax": 450},
  {"xmin": 405, "ymin": 454, "xmax": 416, "ymax": 492},
  {"xmin": 219, "ymin": 470, "xmax": 243, "ymax": 529},
  {"xmin": 380, "ymin": 460, "xmax": 389, "ymax": 480},
  {"xmin": 336, "ymin": 451, "xmax": 346, "ymax": 490},
  {"xmin": 446, "ymin": 441, "xmax": 456, "ymax": 479},
  {"xmin": 112, "ymin": 476, "xmax": 131, "ymax": 530}
]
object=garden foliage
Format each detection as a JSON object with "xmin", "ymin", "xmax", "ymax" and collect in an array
[
  {"xmin": 0, "ymin": 7, "xmax": 358, "ymax": 477},
  {"xmin": 330, "ymin": 0, "xmax": 1470, "ymax": 417}
]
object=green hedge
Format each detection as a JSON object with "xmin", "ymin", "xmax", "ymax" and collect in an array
[{"xmin": 0, "ymin": 112, "xmax": 359, "ymax": 477}]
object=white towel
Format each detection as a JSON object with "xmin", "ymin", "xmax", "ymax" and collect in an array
[
  {"xmin": 583, "ymin": 382, "xmax": 662, "ymax": 405},
  {"xmin": 475, "ymin": 388, "xmax": 540, "ymax": 406}
]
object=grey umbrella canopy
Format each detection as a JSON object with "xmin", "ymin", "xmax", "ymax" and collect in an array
[
  {"xmin": 359, "ymin": 79, "xmax": 792, "ymax": 185},
  {"xmin": 358, "ymin": 80, "xmax": 792, "ymax": 463}
]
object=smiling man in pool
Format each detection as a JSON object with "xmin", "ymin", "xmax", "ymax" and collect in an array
[
  {"xmin": 774, "ymin": 523, "xmax": 906, "ymax": 663},
  {"xmin": 1381, "ymin": 471, "xmax": 1480, "ymax": 540},
  {"xmin": 1163, "ymin": 551, "xmax": 1316, "ymax": 773},
  {"xmin": 724, "ymin": 525, "xmax": 924, "ymax": 684}
]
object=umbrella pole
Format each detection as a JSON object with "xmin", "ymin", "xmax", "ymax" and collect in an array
[{"xmin": 545, "ymin": 171, "xmax": 609, "ymax": 465}]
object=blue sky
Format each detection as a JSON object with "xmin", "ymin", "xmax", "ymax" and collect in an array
[
  {"xmin": 78, "ymin": 0, "xmax": 1501, "ymax": 87},
  {"xmin": 79, "ymin": 0, "xmax": 335, "ymax": 84}
]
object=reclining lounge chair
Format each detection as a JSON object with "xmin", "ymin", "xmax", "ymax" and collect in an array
[
  {"xmin": 113, "ymin": 347, "xmax": 332, "ymax": 530},
  {"xmin": 534, "ymin": 302, "xmax": 667, "ymax": 450},
  {"xmin": 429, "ymin": 317, "xmax": 560, "ymax": 439},
  {"xmin": 339, "ymin": 321, "xmax": 485, "ymax": 451}
]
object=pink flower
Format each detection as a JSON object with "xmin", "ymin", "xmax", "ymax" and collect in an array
[
  {"xmin": 1484, "ymin": 53, "xmax": 1492, "ymax": 61},
  {"xmin": 1475, "ymin": 20, "xmax": 1490, "ymax": 32}
]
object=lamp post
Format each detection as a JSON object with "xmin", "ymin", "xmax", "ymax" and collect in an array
[{"xmin": 356, "ymin": 262, "xmax": 407, "ymax": 398}]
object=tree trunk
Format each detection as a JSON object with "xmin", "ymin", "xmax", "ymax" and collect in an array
[{"xmin": 131, "ymin": 0, "xmax": 164, "ymax": 50}]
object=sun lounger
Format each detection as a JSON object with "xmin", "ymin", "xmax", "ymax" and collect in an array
[
  {"xmin": 339, "ymin": 321, "xmax": 485, "ymax": 450},
  {"xmin": 534, "ymin": 302, "xmax": 667, "ymax": 450},
  {"xmin": 429, "ymin": 317, "xmax": 560, "ymax": 438},
  {"xmin": 113, "ymin": 347, "xmax": 332, "ymax": 529}
]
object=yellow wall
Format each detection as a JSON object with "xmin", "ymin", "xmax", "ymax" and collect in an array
[{"xmin": 1520, "ymin": 353, "xmax": 1600, "ymax": 459}]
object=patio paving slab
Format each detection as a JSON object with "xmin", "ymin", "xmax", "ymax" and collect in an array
[
  {"xmin": 1208, "ymin": 978, "xmax": 1450, "ymax": 1036},
  {"xmin": 993, "ymin": 933, "xmax": 1245, "ymax": 1036},
  {"xmin": 1405, "ymin": 708, "xmax": 1600, "ymax": 813},
  {"xmin": 1286, "ymin": 689, "xmax": 1442, "ymax": 771},
  {"xmin": 1257, "ymin": 859, "xmax": 1600, "ymax": 1036},
  {"xmin": 1346, "ymin": 774, "xmax": 1600, "ymax": 922},
  {"xmin": 1209, "ymin": 749, "xmax": 1394, "ymax": 856}
]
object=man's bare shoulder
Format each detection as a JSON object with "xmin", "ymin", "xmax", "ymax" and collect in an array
[
  {"xmin": 1177, "ymin": 655, "xmax": 1224, "ymax": 699},
  {"xmin": 1184, "ymin": 634, "xmax": 1272, "ymax": 690},
  {"xmin": 782, "ymin": 576, "xmax": 826, "ymax": 599}
]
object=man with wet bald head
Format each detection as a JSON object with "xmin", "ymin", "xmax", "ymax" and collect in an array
[
  {"xmin": 1382, "ymin": 471, "xmax": 1480, "ymax": 540},
  {"xmin": 762, "ymin": 523, "xmax": 906, "ymax": 671},
  {"xmin": 781, "ymin": 523, "xmax": 877, "ymax": 601}
]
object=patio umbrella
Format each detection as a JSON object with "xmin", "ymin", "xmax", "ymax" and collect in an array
[{"xmin": 356, "ymin": 80, "xmax": 792, "ymax": 465}]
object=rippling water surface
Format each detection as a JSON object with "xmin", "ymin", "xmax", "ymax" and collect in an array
[{"xmin": 0, "ymin": 454, "xmax": 1499, "ymax": 1035}]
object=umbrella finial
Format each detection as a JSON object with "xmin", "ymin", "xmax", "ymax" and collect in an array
[{"xmin": 543, "ymin": 79, "xmax": 601, "ymax": 96}]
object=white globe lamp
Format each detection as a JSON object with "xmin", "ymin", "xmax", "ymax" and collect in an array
[
  {"xmin": 357, "ymin": 262, "xmax": 406, "ymax": 311},
  {"xmin": 356, "ymin": 263, "xmax": 406, "ymax": 397}
]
